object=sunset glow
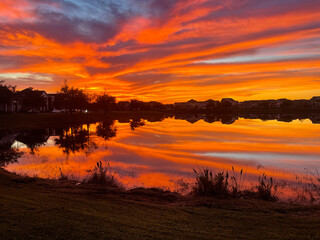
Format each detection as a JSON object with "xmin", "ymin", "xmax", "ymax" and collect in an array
[
  {"xmin": 6, "ymin": 118, "xmax": 320, "ymax": 199},
  {"xmin": 1, "ymin": 0, "xmax": 320, "ymax": 102}
]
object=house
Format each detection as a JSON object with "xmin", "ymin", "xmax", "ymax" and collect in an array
[
  {"xmin": 311, "ymin": 96, "xmax": 320, "ymax": 108},
  {"xmin": 48, "ymin": 94, "xmax": 59, "ymax": 111},
  {"xmin": 221, "ymin": 115, "xmax": 238, "ymax": 124},
  {"xmin": 185, "ymin": 114, "xmax": 201, "ymax": 123},
  {"xmin": 0, "ymin": 101, "xmax": 15, "ymax": 112},
  {"xmin": 239, "ymin": 100, "xmax": 260, "ymax": 109},
  {"xmin": 268, "ymin": 100, "xmax": 281, "ymax": 108},
  {"xmin": 144, "ymin": 101, "xmax": 163, "ymax": 111},
  {"xmin": 311, "ymin": 96, "xmax": 320, "ymax": 101},
  {"xmin": 117, "ymin": 101, "xmax": 130, "ymax": 111},
  {"xmin": 15, "ymin": 88, "xmax": 49, "ymax": 112},
  {"xmin": 310, "ymin": 113, "xmax": 320, "ymax": 124},
  {"xmin": 174, "ymin": 101, "xmax": 187, "ymax": 109},
  {"xmin": 203, "ymin": 114, "xmax": 220, "ymax": 123},
  {"xmin": 239, "ymin": 100, "xmax": 281, "ymax": 109},
  {"xmin": 175, "ymin": 99, "xmax": 197, "ymax": 110},
  {"xmin": 205, "ymin": 99, "xmax": 220, "ymax": 110},
  {"xmin": 292, "ymin": 100, "xmax": 312, "ymax": 109},
  {"xmin": 277, "ymin": 98, "xmax": 293, "ymax": 108},
  {"xmin": 221, "ymin": 98, "xmax": 238, "ymax": 108},
  {"xmin": 0, "ymin": 85, "xmax": 14, "ymax": 112},
  {"xmin": 174, "ymin": 99, "xmax": 208, "ymax": 110},
  {"xmin": 164, "ymin": 104, "xmax": 174, "ymax": 111}
]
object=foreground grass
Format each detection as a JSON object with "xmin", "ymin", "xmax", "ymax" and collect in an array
[{"xmin": 0, "ymin": 169, "xmax": 319, "ymax": 240}]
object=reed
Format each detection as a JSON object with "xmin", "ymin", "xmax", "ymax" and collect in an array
[
  {"xmin": 192, "ymin": 169, "xmax": 229, "ymax": 197},
  {"xmin": 86, "ymin": 161, "xmax": 118, "ymax": 187},
  {"xmin": 257, "ymin": 173, "xmax": 278, "ymax": 201}
]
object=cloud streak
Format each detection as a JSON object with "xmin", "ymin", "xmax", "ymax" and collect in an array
[{"xmin": 0, "ymin": 0, "xmax": 320, "ymax": 101}]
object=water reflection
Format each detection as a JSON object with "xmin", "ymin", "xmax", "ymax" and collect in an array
[
  {"xmin": 16, "ymin": 129, "xmax": 50, "ymax": 154},
  {"xmin": 2, "ymin": 113, "xmax": 320, "ymax": 200},
  {"xmin": 130, "ymin": 119, "xmax": 145, "ymax": 131},
  {"xmin": 175, "ymin": 112, "xmax": 320, "ymax": 124},
  {"xmin": 54, "ymin": 125, "xmax": 97, "ymax": 156},
  {"xmin": 0, "ymin": 132, "xmax": 23, "ymax": 167},
  {"xmin": 96, "ymin": 120, "xmax": 117, "ymax": 140}
]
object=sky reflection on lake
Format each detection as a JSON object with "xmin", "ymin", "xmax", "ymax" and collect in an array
[{"xmin": 3, "ymin": 116, "xmax": 320, "ymax": 199}]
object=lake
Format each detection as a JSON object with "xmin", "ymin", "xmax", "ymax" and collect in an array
[{"xmin": 1, "ymin": 113, "xmax": 320, "ymax": 201}]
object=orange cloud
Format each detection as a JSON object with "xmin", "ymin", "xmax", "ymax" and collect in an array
[{"xmin": 0, "ymin": 0, "xmax": 319, "ymax": 101}]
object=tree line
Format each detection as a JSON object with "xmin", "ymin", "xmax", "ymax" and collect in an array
[
  {"xmin": 0, "ymin": 81, "xmax": 165, "ymax": 113},
  {"xmin": 55, "ymin": 81, "xmax": 165, "ymax": 113}
]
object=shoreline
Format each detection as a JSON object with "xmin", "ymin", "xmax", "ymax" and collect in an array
[
  {"xmin": 0, "ymin": 111, "xmax": 169, "ymax": 130},
  {"xmin": 1, "ymin": 109, "xmax": 319, "ymax": 130}
]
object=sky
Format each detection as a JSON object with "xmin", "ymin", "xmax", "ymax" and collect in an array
[{"xmin": 0, "ymin": 0, "xmax": 320, "ymax": 103}]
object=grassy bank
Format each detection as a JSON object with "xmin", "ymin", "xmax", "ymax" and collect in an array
[{"xmin": 0, "ymin": 168, "xmax": 319, "ymax": 240}]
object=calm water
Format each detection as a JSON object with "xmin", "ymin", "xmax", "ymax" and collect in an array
[{"xmin": 1, "ymin": 114, "xmax": 320, "ymax": 200}]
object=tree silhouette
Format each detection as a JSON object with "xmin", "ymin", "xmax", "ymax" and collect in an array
[
  {"xmin": 57, "ymin": 81, "xmax": 87, "ymax": 113},
  {"xmin": 21, "ymin": 88, "xmax": 46, "ymax": 110},
  {"xmin": 0, "ymin": 142, "xmax": 23, "ymax": 167},
  {"xmin": 96, "ymin": 93, "xmax": 116, "ymax": 113},
  {"xmin": 54, "ymin": 126, "xmax": 97, "ymax": 156},
  {"xmin": 16, "ymin": 129, "xmax": 49, "ymax": 154},
  {"xmin": 0, "ymin": 81, "xmax": 15, "ymax": 109},
  {"xmin": 130, "ymin": 118, "xmax": 145, "ymax": 131},
  {"xmin": 130, "ymin": 99, "xmax": 144, "ymax": 111},
  {"xmin": 96, "ymin": 120, "xmax": 117, "ymax": 141}
]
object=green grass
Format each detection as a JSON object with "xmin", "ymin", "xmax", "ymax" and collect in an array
[{"xmin": 0, "ymin": 169, "xmax": 319, "ymax": 240}]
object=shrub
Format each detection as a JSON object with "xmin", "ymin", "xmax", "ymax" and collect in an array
[
  {"xmin": 230, "ymin": 167, "xmax": 246, "ymax": 198},
  {"xmin": 305, "ymin": 168, "xmax": 320, "ymax": 202},
  {"xmin": 86, "ymin": 161, "xmax": 117, "ymax": 186},
  {"xmin": 257, "ymin": 173, "xmax": 278, "ymax": 201},
  {"xmin": 58, "ymin": 167, "xmax": 68, "ymax": 181},
  {"xmin": 192, "ymin": 169, "xmax": 229, "ymax": 197}
]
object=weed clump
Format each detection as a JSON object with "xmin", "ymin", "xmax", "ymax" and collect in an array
[
  {"xmin": 305, "ymin": 168, "xmax": 320, "ymax": 202},
  {"xmin": 192, "ymin": 168, "xmax": 279, "ymax": 201},
  {"xmin": 230, "ymin": 167, "xmax": 246, "ymax": 198},
  {"xmin": 257, "ymin": 173, "xmax": 278, "ymax": 201},
  {"xmin": 86, "ymin": 161, "xmax": 118, "ymax": 187},
  {"xmin": 58, "ymin": 167, "xmax": 68, "ymax": 181},
  {"xmin": 192, "ymin": 169, "xmax": 229, "ymax": 197}
]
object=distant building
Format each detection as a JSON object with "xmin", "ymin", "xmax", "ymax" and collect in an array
[
  {"xmin": 276, "ymin": 98, "xmax": 293, "ymax": 108},
  {"xmin": 310, "ymin": 113, "xmax": 320, "ymax": 124},
  {"xmin": 48, "ymin": 94, "xmax": 59, "ymax": 111},
  {"xmin": 221, "ymin": 98, "xmax": 238, "ymax": 108},
  {"xmin": 311, "ymin": 96, "xmax": 320, "ymax": 108},
  {"xmin": 239, "ymin": 100, "xmax": 260, "ymax": 109},
  {"xmin": 203, "ymin": 114, "xmax": 220, "ymax": 123},
  {"xmin": 175, "ymin": 99, "xmax": 208, "ymax": 110},
  {"xmin": 14, "ymin": 88, "xmax": 49, "ymax": 112},
  {"xmin": 311, "ymin": 96, "xmax": 320, "ymax": 101},
  {"xmin": 292, "ymin": 99, "xmax": 312, "ymax": 109},
  {"xmin": 0, "ymin": 101, "xmax": 16, "ymax": 112},
  {"xmin": 144, "ymin": 101, "xmax": 163, "ymax": 111},
  {"xmin": 239, "ymin": 100, "xmax": 280, "ymax": 109},
  {"xmin": 164, "ymin": 104, "xmax": 174, "ymax": 111},
  {"xmin": 0, "ymin": 85, "xmax": 14, "ymax": 112},
  {"xmin": 185, "ymin": 114, "xmax": 200, "ymax": 124},
  {"xmin": 221, "ymin": 115, "xmax": 238, "ymax": 124},
  {"xmin": 117, "ymin": 101, "xmax": 130, "ymax": 111},
  {"xmin": 205, "ymin": 99, "xmax": 220, "ymax": 110}
]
